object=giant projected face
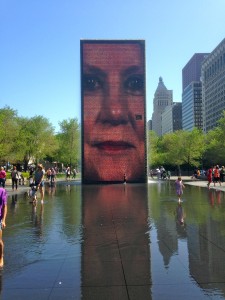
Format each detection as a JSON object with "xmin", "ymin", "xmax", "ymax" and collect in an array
[{"xmin": 81, "ymin": 41, "xmax": 146, "ymax": 183}]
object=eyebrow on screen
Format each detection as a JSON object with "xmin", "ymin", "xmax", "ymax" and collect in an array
[
  {"xmin": 122, "ymin": 65, "xmax": 144, "ymax": 77},
  {"xmin": 83, "ymin": 65, "xmax": 107, "ymax": 79},
  {"xmin": 83, "ymin": 64, "xmax": 143, "ymax": 77}
]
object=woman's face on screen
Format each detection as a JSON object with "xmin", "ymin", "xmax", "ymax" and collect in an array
[{"xmin": 82, "ymin": 43, "xmax": 145, "ymax": 182}]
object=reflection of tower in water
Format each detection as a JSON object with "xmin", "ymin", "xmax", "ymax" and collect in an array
[{"xmin": 81, "ymin": 184, "xmax": 152, "ymax": 299}]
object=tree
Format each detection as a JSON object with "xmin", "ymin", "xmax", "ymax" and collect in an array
[
  {"xmin": 204, "ymin": 110, "xmax": 225, "ymax": 165},
  {"xmin": 16, "ymin": 116, "xmax": 58, "ymax": 168},
  {"xmin": 159, "ymin": 131, "xmax": 185, "ymax": 174},
  {"xmin": 56, "ymin": 118, "xmax": 80, "ymax": 168},
  {"xmin": 0, "ymin": 106, "xmax": 19, "ymax": 166},
  {"xmin": 160, "ymin": 129, "xmax": 205, "ymax": 174},
  {"xmin": 148, "ymin": 130, "xmax": 164, "ymax": 168}
]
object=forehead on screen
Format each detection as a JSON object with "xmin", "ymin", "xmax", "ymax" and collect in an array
[{"xmin": 82, "ymin": 42, "xmax": 144, "ymax": 67}]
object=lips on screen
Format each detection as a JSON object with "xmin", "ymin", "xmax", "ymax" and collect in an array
[{"xmin": 81, "ymin": 40, "xmax": 146, "ymax": 183}]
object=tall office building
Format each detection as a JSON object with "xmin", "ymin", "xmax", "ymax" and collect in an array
[
  {"xmin": 201, "ymin": 38, "xmax": 225, "ymax": 132},
  {"xmin": 161, "ymin": 102, "xmax": 182, "ymax": 135},
  {"xmin": 152, "ymin": 77, "xmax": 173, "ymax": 136},
  {"xmin": 182, "ymin": 53, "xmax": 209, "ymax": 131},
  {"xmin": 182, "ymin": 53, "xmax": 209, "ymax": 90},
  {"xmin": 182, "ymin": 82, "xmax": 203, "ymax": 130}
]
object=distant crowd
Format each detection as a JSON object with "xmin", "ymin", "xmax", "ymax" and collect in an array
[
  {"xmin": 149, "ymin": 166, "xmax": 171, "ymax": 180},
  {"xmin": 190, "ymin": 165, "xmax": 225, "ymax": 188},
  {"xmin": 205, "ymin": 165, "xmax": 225, "ymax": 188},
  {"xmin": 149, "ymin": 164, "xmax": 225, "ymax": 188},
  {"xmin": 0, "ymin": 164, "xmax": 79, "ymax": 191}
]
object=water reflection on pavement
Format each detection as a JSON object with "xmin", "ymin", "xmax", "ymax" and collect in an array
[{"xmin": 0, "ymin": 180, "xmax": 225, "ymax": 299}]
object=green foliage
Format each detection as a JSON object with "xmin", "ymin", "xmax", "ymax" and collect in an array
[
  {"xmin": 0, "ymin": 106, "xmax": 19, "ymax": 163},
  {"xmin": 148, "ymin": 128, "xmax": 206, "ymax": 170},
  {"xmin": 55, "ymin": 118, "xmax": 80, "ymax": 167},
  {"xmin": 0, "ymin": 106, "xmax": 80, "ymax": 170},
  {"xmin": 148, "ymin": 130, "xmax": 161, "ymax": 167},
  {"xmin": 6, "ymin": 171, "xmax": 29, "ymax": 180},
  {"xmin": 2, "ymin": 103, "xmax": 225, "ymax": 172},
  {"xmin": 15, "ymin": 116, "xmax": 59, "ymax": 166},
  {"xmin": 203, "ymin": 111, "xmax": 225, "ymax": 165}
]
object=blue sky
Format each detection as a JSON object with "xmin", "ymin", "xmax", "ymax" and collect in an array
[{"xmin": 1, "ymin": 0, "xmax": 225, "ymax": 132}]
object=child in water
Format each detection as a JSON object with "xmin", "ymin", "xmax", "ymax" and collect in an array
[{"xmin": 175, "ymin": 177, "xmax": 185, "ymax": 202}]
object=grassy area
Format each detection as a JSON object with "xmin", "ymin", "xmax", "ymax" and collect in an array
[{"xmin": 6, "ymin": 171, "xmax": 29, "ymax": 180}]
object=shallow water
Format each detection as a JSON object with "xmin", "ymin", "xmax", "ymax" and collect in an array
[{"xmin": 1, "ymin": 180, "xmax": 225, "ymax": 299}]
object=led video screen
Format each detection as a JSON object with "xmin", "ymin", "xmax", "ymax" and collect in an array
[{"xmin": 81, "ymin": 40, "xmax": 147, "ymax": 183}]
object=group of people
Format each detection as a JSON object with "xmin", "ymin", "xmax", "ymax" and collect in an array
[
  {"xmin": 206, "ymin": 165, "xmax": 225, "ymax": 188},
  {"xmin": 0, "ymin": 163, "xmax": 50, "ymax": 268},
  {"xmin": 150, "ymin": 166, "xmax": 171, "ymax": 180},
  {"xmin": 65, "ymin": 167, "xmax": 77, "ymax": 180},
  {"xmin": 0, "ymin": 166, "xmax": 25, "ymax": 191},
  {"xmin": 174, "ymin": 164, "xmax": 225, "ymax": 226},
  {"xmin": 175, "ymin": 165, "xmax": 225, "ymax": 202},
  {"xmin": 46, "ymin": 167, "xmax": 56, "ymax": 184}
]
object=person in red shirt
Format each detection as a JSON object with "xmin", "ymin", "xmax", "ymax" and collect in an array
[
  {"xmin": 0, "ymin": 167, "xmax": 6, "ymax": 188},
  {"xmin": 207, "ymin": 167, "xmax": 213, "ymax": 188}
]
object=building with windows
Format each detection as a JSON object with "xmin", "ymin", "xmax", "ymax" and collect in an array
[
  {"xmin": 152, "ymin": 77, "xmax": 173, "ymax": 136},
  {"xmin": 182, "ymin": 53, "xmax": 209, "ymax": 90},
  {"xmin": 182, "ymin": 53, "xmax": 209, "ymax": 131},
  {"xmin": 182, "ymin": 82, "xmax": 203, "ymax": 131},
  {"xmin": 201, "ymin": 38, "xmax": 225, "ymax": 132},
  {"xmin": 162, "ymin": 102, "xmax": 182, "ymax": 135}
]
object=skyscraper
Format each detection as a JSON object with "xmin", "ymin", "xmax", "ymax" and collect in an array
[
  {"xmin": 182, "ymin": 53, "xmax": 209, "ymax": 91},
  {"xmin": 201, "ymin": 38, "xmax": 225, "ymax": 132},
  {"xmin": 152, "ymin": 77, "xmax": 173, "ymax": 136},
  {"xmin": 182, "ymin": 53, "xmax": 209, "ymax": 131},
  {"xmin": 161, "ymin": 102, "xmax": 182, "ymax": 135}
]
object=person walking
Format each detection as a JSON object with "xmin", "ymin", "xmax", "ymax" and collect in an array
[
  {"xmin": 167, "ymin": 170, "xmax": 171, "ymax": 180},
  {"xmin": 0, "ymin": 167, "xmax": 6, "ymax": 188},
  {"xmin": 66, "ymin": 167, "xmax": 71, "ymax": 181},
  {"xmin": 72, "ymin": 168, "xmax": 77, "ymax": 179},
  {"xmin": 46, "ymin": 168, "xmax": 51, "ymax": 182},
  {"xmin": 50, "ymin": 168, "xmax": 56, "ymax": 184},
  {"xmin": 0, "ymin": 187, "xmax": 7, "ymax": 267},
  {"xmin": 207, "ymin": 166, "xmax": 213, "ymax": 188},
  {"xmin": 11, "ymin": 166, "xmax": 19, "ymax": 191},
  {"xmin": 213, "ymin": 165, "xmax": 221, "ymax": 187},
  {"xmin": 34, "ymin": 164, "xmax": 45, "ymax": 203},
  {"xmin": 175, "ymin": 176, "xmax": 185, "ymax": 202},
  {"xmin": 220, "ymin": 166, "xmax": 225, "ymax": 183}
]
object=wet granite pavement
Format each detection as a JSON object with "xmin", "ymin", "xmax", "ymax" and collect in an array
[{"xmin": 1, "ymin": 177, "xmax": 225, "ymax": 299}]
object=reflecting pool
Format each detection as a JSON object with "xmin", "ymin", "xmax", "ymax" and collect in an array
[{"xmin": 1, "ymin": 180, "xmax": 225, "ymax": 299}]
